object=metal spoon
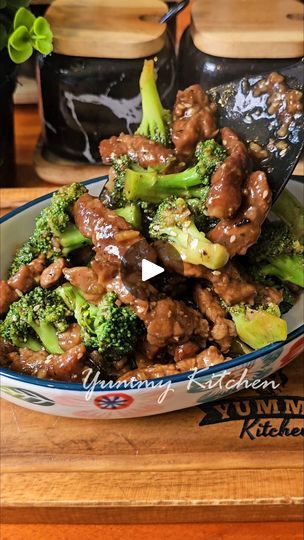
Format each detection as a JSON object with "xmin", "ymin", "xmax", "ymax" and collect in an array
[{"xmin": 208, "ymin": 59, "xmax": 304, "ymax": 200}]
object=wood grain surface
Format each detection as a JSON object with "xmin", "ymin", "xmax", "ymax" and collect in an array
[
  {"xmin": 1, "ymin": 355, "xmax": 303, "ymax": 524},
  {"xmin": 46, "ymin": 0, "xmax": 167, "ymax": 58},
  {"xmin": 191, "ymin": 0, "xmax": 304, "ymax": 58},
  {"xmin": 1, "ymin": 522, "xmax": 303, "ymax": 540}
]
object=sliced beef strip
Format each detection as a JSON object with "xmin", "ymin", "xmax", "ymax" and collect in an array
[
  {"xmin": 175, "ymin": 345, "xmax": 225, "ymax": 372},
  {"xmin": 194, "ymin": 285, "xmax": 236, "ymax": 353},
  {"xmin": 206, "ymin": 127, "xmax": 248, "ymax": 219},
  {"xmin": 172, "ymin": 84, "xmax": 218, "ymax": 160},
  {"xmin": 255, "ymin": 283, "xmax": 283, "ymax": 306},
  {"xmin": 40, "ymin": 258, "xmax": 66, "ymax": 289},
  {"xmin": 0, "ymin": 255, "xmax": 46, "ymax": 315},
  {"xmin": 198, "ymin": 263, "xmax": 257, "ymax": 306},
  {"xmin": 58, "ymin": 323, "xmax": 83, "ymax": 351},
  {"xmin": 170, "ymin": 341, "xmax": 201, "ymax": 363},
  {"xmin": 118, "ymin": 345, "xmax": 224, "ymax": 381},
  {"xmin": 208, "ymin": 170, "xmax": 272, "ymax": 257},
  {"xmin": 7, "ymin": 344, "xmax": 86, "ymax": 381},
  {"xmin": 0, "ymin": 339, "xmax": 16, "ymax": 367},
  {"xmin": 144, "ymin": 298, "xmax": 209, "ymax": 350},
  {"xmin": 63, "ymin": 266, "xmax": 107, "ymax": 304},
  {"xmin": 118, "ymin": 362, "xmax": 179, "ymax": 381},
  {"xmin": 8, "ymin": 254, "xmax": 45, "ymax": 293},
  {"xmin": 0, "ymin": 281, "xmax": 19, "ymax": 315},
  {"xmin": 7, "ymin": 348, "xmax": 49, "ymax": 378},
  {"xmin": 73, "ymin": 194, "xmax": 156, "ymax": 270},
  {"xmin": 99, "ymin": 133, "xmax": 175, "ymax": 168},
  {"xmin": 154, "ymin": 240, "xmax": 256, "ymax": 307}
]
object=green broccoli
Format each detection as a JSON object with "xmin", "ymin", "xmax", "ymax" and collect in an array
[
  {"xmin": 279, "ymin": 285, "xmax": 297, "ymax": 315},
  {"xmin": 107, "ymin": 140, "xmax": 226, "ymax": 205},
  {"xmin": 227, "ymin": 303, "xmax": 287, "ymax": 349},
  {"xmin": 135, "ymin": 59, "xmax": 171, "ymax": 146},
  {"xmin": 8, "ymin": 183, "xmax": 90, "ymax": 276},
  {"xmin": 187, "ymin": 193, "xmax": 219, "ymax": 231},
  {"xmin": 272, "ymin": 187, "xmax": 304, "ymax": 243},
  {"xmin": 56, "ymin": 285, "xmax": 142, "ymax": 362},
  {"xmin": 0, "ymin": 287, "xmax": 72, "ymax": 354},
  {"xmin": 149, "ymin": 197, "xmax": 229, "ymax": 270},
  {"xmin": 114, "ymin": 204, "xmax": 142, "ymax": 230},
  {"xmin": 248, "ymin": 220, "xmax": 304, "ymax": 288},
  {"xmin": 108, "ymin": 155, "xmax": 132, "ymax": 208}
]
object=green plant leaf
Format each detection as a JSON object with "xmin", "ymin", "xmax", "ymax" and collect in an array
[
  {"xmin": 31, "ymin": 16, "xmax": 52, "ymax": 40},
  {"xmin": 14, "ymin": 6, "xmax": 35, "ymax": 31},
  {"xmin": 8, "ymin": 24, "xmax": 32, "ymax": 63},
  {"xmin": 33, "ymin": 36, "xmax": 52, "ymax": 55}
]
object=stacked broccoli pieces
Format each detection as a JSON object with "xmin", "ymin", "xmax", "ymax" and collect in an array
[
  {"xmin": 0, "ymin": 287, "xmax": 72, "ymax": 354},
  {"xmin": 8, "ymin": 183, "xmax": 90, "ymax": 276},
  {"xmin": 57, "ymin": 285, "xmax": 142, "ymax": 363},
  {"xmin": 149, "ymin": 197, "xmax": 229, "ymax": 270}
]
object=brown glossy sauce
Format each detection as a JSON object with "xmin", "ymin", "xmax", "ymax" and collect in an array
[{"xmin": 251, "ymin": 72, "xmax": 303, "ymax": 160}]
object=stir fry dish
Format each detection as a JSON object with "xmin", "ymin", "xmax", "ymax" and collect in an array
[{"xmin": 1, "ymin": 60, "xmax": 303, "ymax": 383}]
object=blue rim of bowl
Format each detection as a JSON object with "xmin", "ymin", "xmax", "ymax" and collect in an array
[{"xmin": 0, "ymin": 176, "xmax": 303, "ymax": 392}]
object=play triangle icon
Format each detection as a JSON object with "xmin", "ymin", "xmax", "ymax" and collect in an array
[{"xmin": 142, "ymin": 259, "xmax": 164, "ymax": 282}]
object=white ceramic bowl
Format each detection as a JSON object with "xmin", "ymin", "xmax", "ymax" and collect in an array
[{"xmin": 0, "ymin": 178, "xmax": 303, "ymax": 419}]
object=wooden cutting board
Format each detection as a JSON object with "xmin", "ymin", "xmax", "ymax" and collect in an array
[{"xmin": 1, "ymin": 354, "xmax": 303, "ymax": 524}]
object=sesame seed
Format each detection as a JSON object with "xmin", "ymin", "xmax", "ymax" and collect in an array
[
  {"xmin": 262, "ymin": 190, "xmax": 269, "ymax": 199},
  {"xmin": 230, "ymin": 235, "xmax": 236, "ymax": 243},
  {"xmin": 212, "ymin": 271, "xmax": 221, "ymax": 276}
]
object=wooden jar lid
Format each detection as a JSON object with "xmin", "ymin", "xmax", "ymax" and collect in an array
[
  {"xmin": 46, "ymin": 0, "xmax": 168, "ymax": 59},
  {"xmin": 191, "ymin": 0, "xmax": 304, "ymax": 59}
]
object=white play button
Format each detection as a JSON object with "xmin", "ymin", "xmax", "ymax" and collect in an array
[{"xmin": 142, "ymin": 259, "xmax": 164, "ymax": 282}]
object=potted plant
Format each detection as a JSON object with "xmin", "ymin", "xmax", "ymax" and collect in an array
[{"xmin": 0, "ymin": 1, "xmax": 53, "ymax": 186}]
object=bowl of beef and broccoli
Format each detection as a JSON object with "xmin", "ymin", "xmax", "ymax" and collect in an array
[{"xmin": 0, "ymin": 60, "xmax": 303, "ymax": 418}]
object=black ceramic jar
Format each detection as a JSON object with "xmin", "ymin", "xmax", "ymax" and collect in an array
[
  {"xmin": 178, "ymin": 27, "xmax": 301, "ymax": 91},
  {"xmin": 0, "ymin": 52, "xmax": 16, "ymax": 187},
  {"xmin": 38, "ymin": 36, "xmax": 177, "ymax": 164}
]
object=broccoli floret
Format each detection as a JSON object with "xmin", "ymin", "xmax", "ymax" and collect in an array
[
  {"xmin": 108, "ymin": 155, "xmax": 132, "ymax": 208},
  {"xmin": 114, "ymin": 204, "xmax": 142, "ymax": 230},
  {"xmin": 0, "ymin": 305, "xmax": 42, "ymax": 352},
  {"xmin": 56, "ymin": 285, "xmax": 142, "ymax": 362},
  {"xmin": 123, "ymin": 140, "xmax": 226, "ymax": 204},
  {"xmin": 279, "ymin": 285, "xmax": 296, "ymax": 315},
  {"xmin": 227, "ymin": 302, "xmax": 287, "ymax": 349},
  {"xmin": 135, "ymin": 59, "xmax": 171, "ymax": 146},
  {"xmin": 187, "ymin": 194, "xmax": 219, "ymax": 232},
  {"xmin": 272, "ymin": 187, "xmax": 304, "ymax": 243},
  {"xmin": 149, "ymin": 197, "xmax": 229, "ymax": 270},
  {"xmin": 8, "ymin": 183, "xmax": 90, "ymax": 276},
  {"xmin": 248, "ymin": 220, "xmax": 304, "ymax": 287},
  {"xmin": 0, "ymin": 287, "xmax": 72, "ymax": 354},
  {"xmin": 105, "ymin": 140, "xmax": 226, "ymax": 206}
]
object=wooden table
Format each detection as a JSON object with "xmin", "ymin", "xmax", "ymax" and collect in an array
[{"xmin": 1, "ymin": 106, "xmax": 303, "ymax": 540}]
